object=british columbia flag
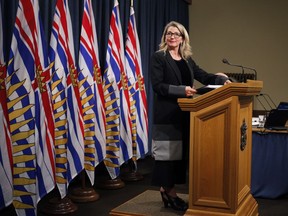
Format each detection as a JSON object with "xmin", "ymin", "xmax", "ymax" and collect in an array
[
  {"xmin": 0, "ymin": 1, "xmax": 13, "ymax": 210},
  {"xmin": 6, "ymin": 0, "xmax": 55, "ymax": 215},
  {"xmin": 49, "ymin": 0, "xmax": 84, "ymax": 198},
  {"xmin": 103, "ymin": 0, "xmax": 133, "ymax": 179},
  {"xmin": 78, "ymin": 0, "xmax": 106, "ymax": 184},
  {"xmin": 125, "ymin": 5, "xmax": 148, "ymax": 161}
]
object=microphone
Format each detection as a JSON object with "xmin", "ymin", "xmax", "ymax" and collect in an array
[
  {"xmin": 222, "ymin": 58, "xmax": 257, "ymax": 81},
  {"xmin": 222, "ymin": 58, "xmax": 244, "ymax": 82},
  {"xmin": 259, "ymin": 93, "xmax": 277, "ymax": 109},
  {"xmin": 222, "ymin": 58, "xmax": 229, "ymax": 64}
]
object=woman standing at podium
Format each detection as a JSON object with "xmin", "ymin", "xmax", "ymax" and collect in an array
[{"xmin": 150, "ymin": 21, "xmax": 230, "ymax": 211}]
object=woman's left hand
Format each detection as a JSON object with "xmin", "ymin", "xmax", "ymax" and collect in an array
[
  {"xmin": 224, "ymin": 79, "xmax": 231, "ymax": 85},
  {"xmin": 215, "ymin": 72, "xmax": 231, "ymax": 85}
]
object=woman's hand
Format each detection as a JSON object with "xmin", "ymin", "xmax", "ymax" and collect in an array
[
  {"xmin": 185, "ymin": 86, "xmax": 196, "ymax": 97},
  {"xmin": 224, "ymin": 79, "xmax": 231, "ymax": 85},
  {"xmin": 215, "ymin": 72, "xmax": 231, "ymax": 85}
]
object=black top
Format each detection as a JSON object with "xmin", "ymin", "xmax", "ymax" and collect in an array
[{"xmin": 175, "ymin": 59, "xmax": 191, "ymax": 86}]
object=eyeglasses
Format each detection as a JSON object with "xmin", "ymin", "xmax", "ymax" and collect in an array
[{"xmin": 166, "ymin": 32, "xmax": 182, "ymax": 38}]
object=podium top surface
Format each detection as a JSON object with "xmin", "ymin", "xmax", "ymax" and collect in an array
[{"xmin": 178, "ymin": 80, "xmax": 263, "ymax": 112}]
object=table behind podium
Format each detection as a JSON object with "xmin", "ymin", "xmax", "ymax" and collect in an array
[{"xmin": 252, "ymin": 128, "xmax": 288, "ymax": 198}]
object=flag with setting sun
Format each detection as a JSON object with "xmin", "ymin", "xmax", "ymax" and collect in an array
[
  {"xmin": 125, "ymin": 5, "xmax": 148, "ymax": 161},
  {"xmin": 0, "ymin": 1, "xmax": 13, "ymax": 210},
  {"xmin": 103, "ymin": 0, "xmax": 133, "ymax": 179},
  {"xmin": 78, "ymin": 0, "xmax": 106, "ymax": 184},
  {"xmin": 49, "ymin": 0, "xmax": 84, "ymax": 198},
  {"xmin": 6, "ymin": 0, "xmax": 55, "ymax": 215}
]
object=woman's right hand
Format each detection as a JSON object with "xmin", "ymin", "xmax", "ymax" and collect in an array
[{"xmin": 185, "ymin": 86, "xmax": 196, "ymax": 97}]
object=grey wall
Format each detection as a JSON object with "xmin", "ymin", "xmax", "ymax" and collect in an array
[{"xmin": 189, "ymin": 0, "xmax": 288, "ymax": 110}]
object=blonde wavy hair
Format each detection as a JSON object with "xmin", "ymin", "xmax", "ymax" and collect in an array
[{"xmin": 158, "ymin": 21, "xmax": 193, "ymax": 60}]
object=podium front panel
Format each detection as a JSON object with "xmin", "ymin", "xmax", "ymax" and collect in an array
[{"xmin": 187, "ymin": 96, "xmax": 257, "ymax": 215}]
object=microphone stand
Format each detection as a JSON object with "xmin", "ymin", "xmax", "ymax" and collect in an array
[
  {"xmin": 222, "ymin": 58, "xmax": 257, "ymax": 81},
  {"xmin": 242, "ymin": 66, "xmax": 257, "ymax": 80},
  {"xmin": 256, "ymin": 95, "xmax": 270, "ymax": 116},
  {"xmin": 260, "ymin": 93, "xmax": 277, "ymax": 109},
  {"xmin": 238, "ymin": 65, "xmax": 257, "ymax": 82},
  {"xmin": 255, "ymin": 95, "xmax": 270, "ymax": 128},
  {"xmin": 241, "ymin": 66, "xmax": 245, "ymax": 83}
]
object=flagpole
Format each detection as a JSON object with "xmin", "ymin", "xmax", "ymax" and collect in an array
[{"xmin": 69, "ymin": 170, "xmax": 100, "ymax": 203}]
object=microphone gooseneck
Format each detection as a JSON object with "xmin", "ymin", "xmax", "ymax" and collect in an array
[
  {"xmin": 222, "ymin": 58, "xmax": 245, "ymax": 82},
  {"xmin": 222, "ymin": 58, "xmax": 257, "ymax": 81}
]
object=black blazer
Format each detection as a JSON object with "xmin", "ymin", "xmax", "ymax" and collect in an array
[{"xmin": 150, "ymin": 50, "xmax": 226, "ymax": 126}]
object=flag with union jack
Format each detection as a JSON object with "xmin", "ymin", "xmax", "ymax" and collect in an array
[
  {"xmin": 6, "ymin": 0, "xmax": 55, "ymax": 215},
  {"xmin": 49, "ymin": 0, "xmax": 85, "ymax": 198},
  {"xmin": 0, "ymin": 1, "xmax": 13, "ymax": 210},
  {"xmin": 78, "ymin": 0, "xmax": 106, "ymax": 184},
  {"xmin": 103, "ymin": 0, "xmax": 133, "ymax": 179},
  {"xmin": 125, "ymin": 5, "xmax": 148, "ymax": 161}
]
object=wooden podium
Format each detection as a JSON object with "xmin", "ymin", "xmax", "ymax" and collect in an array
[{"xmin": 178, "ymin": 80, "xmax": 263, "ymax": 216}]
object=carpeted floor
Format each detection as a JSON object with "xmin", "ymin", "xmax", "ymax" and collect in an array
[
  {"xmin": 110, "ymin": 190, "xmax": 188, "ymax": 216},
  {"xmin": 1, "ymin": 156, "xmax": 288, "ymax": 216}
]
